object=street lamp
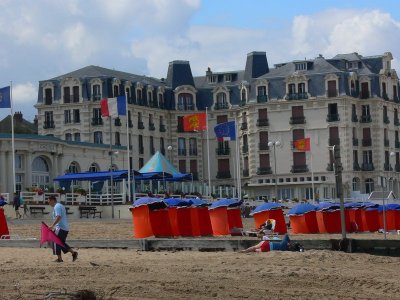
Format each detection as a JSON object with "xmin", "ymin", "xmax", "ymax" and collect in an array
[
  {"xmin": 268, "ymin": 140, "xmax": 280, "ymax": 200},
  {"xmin": 108, "ymin": 150, "xmax": 119, "ymax": 219}
]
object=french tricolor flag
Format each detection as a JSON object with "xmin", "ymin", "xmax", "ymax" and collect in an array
[{"xmin": 100, "ymin": 96, "xmax": 127, "ymax": 117}]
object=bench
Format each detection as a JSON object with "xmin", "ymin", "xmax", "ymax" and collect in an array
[
  {"xmin": 65, "ymin": 207, "xmax": 74, "ymax": 215},
  {"xmin": 29, "ymin": 206, "xmax": 49, "ymax": 216},
  {"xmin": 79, "ymin": 206, "xmax": 102, "ymax": 218}
]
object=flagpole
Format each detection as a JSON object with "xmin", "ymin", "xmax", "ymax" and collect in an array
[
  {"xmin": 10, "ymin": 81, "xmax": 16, "ymax": 194},
  {"xmin": 125, "ymin": 90, "xmax": 131, "ymax": 204},
  {"xmin": 234, "ymin": 117, "xmax": 240, "ymax": 199},
  {"xmin": 109, "ymin": 117, "xmax": 114, "ymax": 218},
  {"xmin": 206, "ymin": 107, "xmax": 211, "ymax": 197}
]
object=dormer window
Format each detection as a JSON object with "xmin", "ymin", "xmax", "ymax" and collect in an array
[
  {"xmin": 93, "ymin": 84, "xmax": 101, "ymax": 101},
  {"xmin": 209, "ymin": 75, "xmax": 217, "ymax": 83},
  {"xmin": 225, "ymin": 74, "xmax": 232, "ymax": 82},
  {"xmin": 44, "ymin": 88, "xmax": 53, "ymax": 105},
  {"xmin": 295, "ymin": 62, "xmax": 307, "ymax": 71},
  {"xmin": 216, "ymin": 92, "xmax": 228, "ymax": 110},
  {"xmin": 178, "ymin": 93, "xmax": 194, "ymax": 111}
]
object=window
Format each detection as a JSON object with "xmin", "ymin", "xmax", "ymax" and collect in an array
[
  {"xmin": 189, "ymin": 138, "xmax": 197, "ymax": 155},
  {"xmin": 295, "ymin": 63, "xmax": 307, "ymax": 71},
  {"xmin": 360, "ymin": 82, "xmax": 369, "ymax": 99},
  {"xmin": 394, "ymin": 85, "xmax": 398, "ymax": 100},
  {"xmin": 113, "ymin": 85, "xmax": 119, "ymax": 97},
  {"xmin": 136, "ymin": 89, "xmax": 142, "ymax": 101},
  {"xmin": 292, "ymin": 129, "xmax": 305, "ymax": 142},
  {"xmin": 158, "ymin": 93, "xmax": 164, "ymax": 107},
  {"xmin": 327, "ymin": 80, "xmax": 337, "ymax": 97},
  {"xmin": 257, "ymin": 86, "xmax": 267, "ymax": 96},
  {"xmin": 138, "ymin": 135, "xmax": 143, "ymax": 154},
  {"xmin": 93, "ymin": 108, "xmax": 101, "ymax": 119},
  {"xmin": 190, "ymin": 160, "xmax": 198, "ymax": 177},
  {"xmin": 329, "ymin": 127, "xmax": 339, "ymax": 146},
  {"xmin": 93, "ymin": 84, "xmax": 101, "ymax": 101},
  {"xmin": 288, "ymin": 83, "xmax": 296, "ymax": 94},
  {"xmin": 217, "ymin": 159, "xmax": 230, "ymax": 177},
  {"xmin": 72, "ymin": 86, "xmax": 79, "ymax": 102},
  {"xmin": 68, "ymin": 161, "xmax": 79, "ymax": 173},
  {"xmin": 65, "ymin": 133, "xmax": 72, "ymax": 141},
  {"xmin": 225, "ymin": 74, "xmax": 232, "ymax": 82},
  {"xmin": 178, "ymin": 138, "xmax": 186, "ymax": 156},
  {"xmin": 15, "ymin": 154, "xmax": 23, "ymax": 169},
  {"xmin": 94, "ymin": 131, "xmax": 103, "ymax": 144},
  {"xmin": 64, "ymin": 110, "xmax": 71, "ymax": 124},
  {"xmin": 216, "ymin": 115, "xmax": 228, "ymax": 124},
  {"xmin": 44, "ymin": 111, "xmax": 54, "ymax": 128},
  {"xmin": 216, "ymin": 92, "xmax": 227, "ymax": 109},
  {"xmin": 74, "ymin": 132, "xmax": 80, "ymax": 141},
  {"xmin": 115, "ymin": 132, "xmax": 120, "ymax": 146},
  {"xmin": 64, "ymin": 87, "xmax": 70, "ymax": 103},
  {"xmin": 178, "ymin": 93, "xmax": 194, "ymax": 110},
  {"xmin": 361, "ymin": 105, "xmax": 370, "ymax": 117},
  {"xmin": 298, "ymin": 83, "xmax": 305, "ymax": 94},
  {"xmin": 365, "ymin": 178, "xmax": 374, "ymax": 194},
  {"xmin": 73, "ymin": 109, "xmax": 80, "ymax": 123},
  {"xmin": 32, "ymin": 157, "xmax": 49, "ymax": 188},
  {"xmin": 179, "ymin": 160, "xmax": 186, "ymax": 173},
  {"xmin": 150, "ymin": 136, "xmax": 154, "ymax": 154},
  {"xmin": 241, "ymin": 89, "xmax": 246, "ymax": 102},
  {"xmin": 44, "ymin": 88, "xmax": 52, "ymax": 105},
  {"xmin": 89, "ymin": 163, "xmax": 99, "ymax": 172},
  {"xmin": 259, "ymin": 154, "xmax": 270, "ymax": 169}
]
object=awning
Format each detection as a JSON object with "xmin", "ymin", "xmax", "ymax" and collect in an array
[{"xmin": 53, "ymin": 170, "xmax": 139, "ymax": 182}]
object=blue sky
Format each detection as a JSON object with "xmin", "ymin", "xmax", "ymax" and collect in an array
[{"xmin": 0, "ymin": 0, "xmax": 399, "ymax": 122}]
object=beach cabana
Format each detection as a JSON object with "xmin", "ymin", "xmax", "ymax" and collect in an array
[
  {"xmin": 188, "ymin": 198, "xmax": 213, "ymax": 237},
  {"xmin": 360, "ymin": 203, "xmax": 379, "ymax": 232},
  {"xmin": 316, "ymin": 202, "xmax": 349, "ymax": 234},
  {"xmin": 378, "ymin": 204, "xmax": 400, "ymax": 231},
  {"xmin": 130, "ymin": 197, "xmax": 173, "ymax": 238},
  {"xmin": 209, "ymin": 198, "xmax": 242, "ymax": 236},
  {"xmin": 287, "ymin": 203, "xmax": 318, "ymax": 234},
  {"xmin": 0, "ymin": 208, "xmax": 9, "ymax": 238},
  {"xmin": 345, "ymin": 202, "xmax": 366, "ymax": 232},
  {"xmin": 164, "ymin": 198, "xmax": 193, "ymax": 237},
  {"xmin": 251, "ymin": 202, "xmax": 287, "ymax": 234}
]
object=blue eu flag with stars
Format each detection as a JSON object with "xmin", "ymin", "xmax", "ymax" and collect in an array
[{"xmin": 0, "ymin": 86, "xmax": 11, "ymax": 108}]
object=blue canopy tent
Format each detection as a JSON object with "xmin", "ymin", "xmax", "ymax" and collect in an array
[
  {"xmin": 53, "ymin": 170, "xmax": 133, "ymax": 182},
  {"xmin": 137, "ymin": 151, "xmax": 192, "ymax": 181}
]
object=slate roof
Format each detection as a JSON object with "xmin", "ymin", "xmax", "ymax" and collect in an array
[{"xmin": 0, "ymin": 115, "xmax": 37, "ymax": 134}]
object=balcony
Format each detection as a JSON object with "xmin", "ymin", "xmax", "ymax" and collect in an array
[
  {"xmin": 242, "ymin": 169, "xmax": 249, "ymax": 177},
  {"xmin": 352, "ymin": 114, "xmax": 358, "ymax": 122},
  {"xmin": 43, "ymin": 120, "xmax": 55, "ymax": 129},
  {"xmin": 216, "ymin": 147, "xmax": 230, "ymax": 156},
  {"xmin": 360, "ymin": 115, "xmax": 372, "ymax": 123},
  {"xmin": 114, "ymin": 118, "xmax": 121, "ymax": 126},
  {"xmin": 259, "ymin": 143, "xmax": 269, "ymax": 151},
  {"xmin": 159, "ymin": 102, "xmax": 165, "ymax": 109},
  {"xmin": 383, "ymin": 116, "xmax": 390, "ymax": 124},
  {"xmin": 353, "ymin": 138, "xmax": 359, "ymax": 146},
  {"xmin": 361, "ymin": 163, "xmax": 374, "ymax": 171},
  {"xmin": 384, "ymin": 163, "xmax": 393, "ymax": 171},
  {"xmin": 240, "ymin": 122, "xmax": 248, "ymax": 130},
  {"xmin": 178, "ymin": 149, "xmax": 187, "ymax": 156},
  {"xmin": 240, "ymin": 100, "xmax": 247, "ymax": 107},
  {"xmin": 149, "ymin": 101, "xmax": 158, "ymax": 108},
  {"xmin": 149, "ymin": 123, "xmax": 156, "ymax": 131},
  {"xmin": 290, "ymin": 165, "xmax": 309, "ymax": 173},
  {"xmin": 382, "ymin": 92, "xmax": 389, "ymax": 101},
  {"xmin": 350, "ymin": 89, "xmax": 359, "ymax": 98},
  {"xmin": 326, "ymin": 163, "xmax": 334, "ymax": 172},
  {"xmin": 257, "ymin": 167, "xmax": 272, "ymax": 175},
  {"xmin": 44, "ymin": 97, "xmax": 53, "ymax": 105},
  {"xmin": 326, "ymin": 113, "xmax": 340, "ymax": 122},
  {"xmin": 92, "ymin": 95, "xmax": 101, "ymax": 101},
  {"xmin": 189, "ymin": 149, "xmax": 198, "ymax": 156},
  {"xmin": 138, "ymin": 121, "xmax": 145, "ymax": 129},
  {"xmin": 285, "ymin": 93, "xmax": 308, "ymax": 100},
  {"xmin": 256, "ymin": 118, "xmax": 269, "ymax": 127},
  {"xmin": 257, "ymin": 94, "xmax": 268, "ymax": 103},
  {"xmin": 216, "ymin": 171, "xmax": 231, "ymax": 179},
  {"xmin": 360, "ymin": 92, "xmax": 370, "ymax": 99},
  {"xmin": 289, "ymin": 116, "xmax": 306, "ymax": 125},
  {"xmin": 362, "ymin": 138, "xmax": 372, "ymax": 147},
  {"xmin": 384, "ymin": 139, "xmax": 390, "ymax": 147},
  {"xmin": 214, "ymin": 103, "xmax": 229, "ymax": 110},
  {"xmin": 394, "ymin": 118, "xmax": 400, "ymax": 126},
  {"xmin": 177, "ymin": 125, "xmax": 184, "ymax": 132},
  {"xmin": 159, "ymin": 124, "xmax": 166, "ymax": 132},
  {"xmin": 91, "ymin": 118, "xmax": 103, "ymax": 126},
  {"xmin": 328, "ymin": 138, "xmax": 340, "ymax": 146},
  {"xmin": 353, "ymin": 162, "xmax": 361, "ymax": 171},
  {"xmin": 394, "ymin": 96, "xmax": 400, "ymax": 103}
]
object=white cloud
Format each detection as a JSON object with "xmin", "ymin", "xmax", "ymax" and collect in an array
[
  {"xmin": 12, "ymin": 82, "xmax": 37, "ymax": 103},
  {"xmin": 290, "ymin": 9, "xmax": 400, "ymax": 60}
]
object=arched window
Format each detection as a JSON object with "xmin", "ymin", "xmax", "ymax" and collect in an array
[
  {"xmin": 68, "ymin": 161, "xmax": 80, "ymax": 173},
  {"xmin": 352, "ymin": 177, "xmax": 360, "ymax": 191},
  {"xmin": 365, "ymin": 178, "xmax": 374, "ymax": 194},
  {"xmin": 32, "ymin": 157, "xmax": 50, "ymax": 187},
  {"xmin": 216, "ymin": 92, "xmax": 227, "ymax": 109},
  {"xmin": 89, "ymin": 163, "xmax": 99, "ymax": 172}
]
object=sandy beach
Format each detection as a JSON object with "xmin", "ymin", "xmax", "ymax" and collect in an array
[{"xmin": 1, "ymin": 217, "xmax": 400, "ymax": 299}]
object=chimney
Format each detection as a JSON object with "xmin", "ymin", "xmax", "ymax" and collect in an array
[
  {"xmin": 244, "ymin": 51, "xmax": 269, "ymax": 80},
  {"xmin": 13, "ymin": 111, "xmax": 23, "ymax": 122}
]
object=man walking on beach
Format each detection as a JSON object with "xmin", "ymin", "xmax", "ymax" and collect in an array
[{"xmin": 47, "ymin": 195, "xmax": 78, "ymax": 263}]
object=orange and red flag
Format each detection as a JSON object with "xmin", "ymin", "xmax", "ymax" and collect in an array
[
  {"xmin": 293, "ymin": 137, "xmax": 311, "ymax": 151},
  {"xmin": 183, "ymin": 112, "xmax": 207, "ymax": 131}
]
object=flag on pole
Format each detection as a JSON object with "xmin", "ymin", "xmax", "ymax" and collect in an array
[
  {"xmin": 40, "ymin": 222, "xmax": 66, "ymax": 248},
  {"xmin": 214, "ymin": 121, "xmax": 236, "ymax": 141},
  {"xmin": 293, "ymin": 137, "xmax": 311, "ymax": 151},
  {"xmin": 0, "ymin": 86, "xmax": 11, "ymax": 108},
  {"xmin": 100, "ymin": 96, "xmax": 127, "ymax": 117},
  {"xmin": 183, "ymin": 112, "xmax": 207, "ymax": 131}
]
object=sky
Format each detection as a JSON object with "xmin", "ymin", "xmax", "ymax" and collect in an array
[{"xmin": 0, "ymin": 0, "xmax": 399, "ymax": 122}]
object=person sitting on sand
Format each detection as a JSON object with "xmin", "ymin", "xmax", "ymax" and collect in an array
[{"xmin": 240, "ymin": 234, "xmax": 304, "ymax": 253}]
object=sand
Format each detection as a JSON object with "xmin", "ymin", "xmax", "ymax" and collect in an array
[{"xmin": 1, "ymin": 218, "xmax": 400, "ymax": 299}]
